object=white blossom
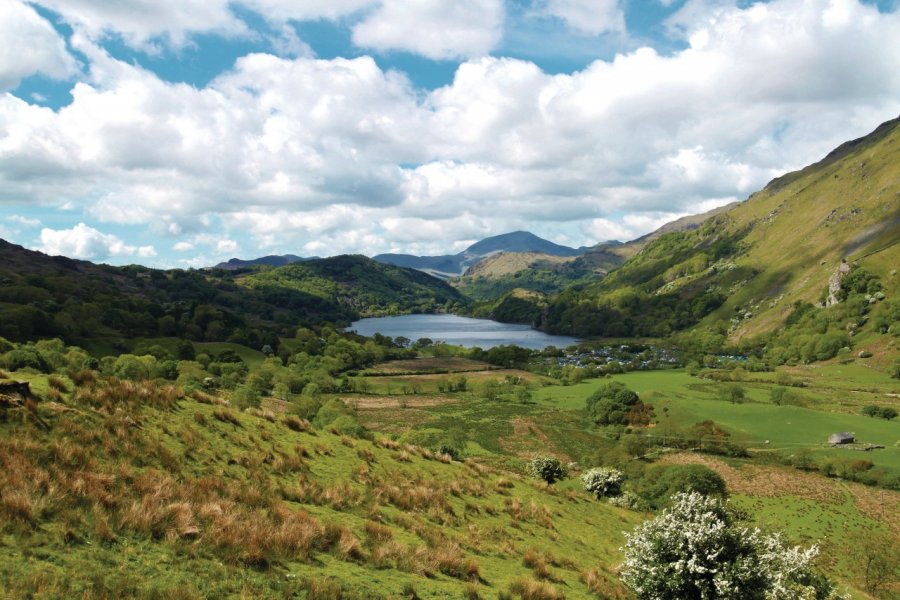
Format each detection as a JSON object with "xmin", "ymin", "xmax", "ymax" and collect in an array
[
  {"xmin": 581, "ymin": 467, "xmax": 623, "ymax": 498},
  {"xmin": 620, "ymin": 492, "xmax": 848, "ymax": 600}
]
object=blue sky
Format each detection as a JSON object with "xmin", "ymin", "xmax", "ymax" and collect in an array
[{"xmin": 1, "ymin": 0, "xmax": 899, "ymax": 267}]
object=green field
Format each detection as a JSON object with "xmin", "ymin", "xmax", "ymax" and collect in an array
[{"xmin": 533, "ymin": 370, "xmax": 900, "ymax": 473}]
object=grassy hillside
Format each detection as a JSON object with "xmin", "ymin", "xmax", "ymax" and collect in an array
[
  {"xmin": 0, "ymin": 366, "xmax": 636, "ymax": 599},
  {"xmin": 537, "ymin": 116, "xmax": 900, "ymax": 359},
  {"xmin": 453, "ymin": 252, "xmax": 598, "ymax": 304},
  {"xmin": 454, "ymin": 206, "xmax": 746, "ymax": 317}
]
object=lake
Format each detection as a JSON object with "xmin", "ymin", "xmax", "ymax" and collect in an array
[{"xmin": 348, "ymin": 314, "xmax": 580, "ymax": 350}]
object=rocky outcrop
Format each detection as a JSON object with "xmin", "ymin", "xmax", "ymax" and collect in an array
[
  {"xmin": 0, "ymin": 380, "xmax": 35, "ymax": 408},
  {"xmin": 825, "ymin": 261, "xmax": 851, "ymax": 307}
]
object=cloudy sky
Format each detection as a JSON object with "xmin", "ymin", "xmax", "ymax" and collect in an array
[{"xmin": 1, "ymin": 0, "xmax": 899, "ymax": 267}]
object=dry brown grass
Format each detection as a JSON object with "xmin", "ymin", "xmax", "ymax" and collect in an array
[
  {"xmin": 375, "ymin": 437, "xmax": 400, "ymax": 450},
  {"xmin": 272, "ymin": 452, "xmax": 306, "ymax": 475},
  {"xmin": 506, "ymin": 577, "xmax": 565, "ymax": 600},
  {"xmin": 285, "ymin": 478, "xmax": 365, "ymax": 510},
  {"xmin": 581, "ymin": 568, "xmax": 628, "ymax": 598},
  {"xmin": 76, "ymin": 379, "xmax": 184, "ymax": 412},
  {"xmin": 47, "ymin": 375, "xmax": 68, "ymax": 392},
  {"xmin": 431, "ymin": 542, "xmax": 480, "ymax": 581},
  {"xmin": 304, "ymin": 577, "xmax": 343, "ymax": 600},
  {"xmin": 351, "ymin": 394, "xmax": 460, "ymax": 409},
  {"xmin": 337, "ymin": 527, "xmax": 364, "ymax": 560},
  {"xmin": 212, "ymin": 408, "xmax": 241, "ymax": 427},
  {"xmin": 372, "ymin": 477, "xmax": 455, "ymax": 518},
  {"xmin": 245, "ymin": 407, "xmax": 276, "ymax": 422},
  {"xmin": 464, "ymin": 458, "xmax": 492, "ymax": 478},
  {"xmin": 283, "ymin": 415, "xmax": 311, "ymax": 432},
  {"xmin": 363, "ymin": 520, "xmax": 393, "ymax": 545},
  {"xmin": 356, "ymin": 447, "xmax": 375, "ymax": 463},
  {"xmin": 68, "ymin": 470, "xmax": 117, "ymax": 508},
  {"xmin": 67, "ymin": 368, "xmax": 96, "ymax": 386}
]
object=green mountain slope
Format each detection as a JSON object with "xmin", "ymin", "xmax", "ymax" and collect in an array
[
  {"xmin": 0, "ymin": 243, "xmax": 466, "ymax": 351},
  {"xmin": 455, "ymin": 206, "xmax": 745, "ymax": 320},
  {"xmin": 236, "ymin": 255, "xmax": 469, "ymax": 316},
  {"xmin": 538, "ymin": 116, "xmax": 900, "ymax": 349}
]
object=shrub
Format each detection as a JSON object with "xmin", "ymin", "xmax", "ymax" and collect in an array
[
  {"xmin": 861, "ymin": 405, "xmax": 898, "ymax": 420},
  {"xmin": 631, "ymin": 464, "xmax": 727, "ymax": 510},
  {"xmin": 581, "ymin": 467, "xmax": 623, "ymax": 499},
  {"xmin": 527, "ymin": 456, "xmax": 566, "ymax": 484},
  {"xmin": 890, "ymin": 358, "xmax": 900, "ymax": 379},
  {"xmin": 586, "ymin": 381, "xmax": 651, "ymax": 426},
  {"xmin": 621, "ymin": 492, "xmax": 847, "ymax": 599},
  {"xmin": 719, "ymin": 383, "xmax": 745, "ymax": 404},
  {"xmin": 1, "ymin": 347, "xmax": 50, "ymax": 372},
  {"xmin": 231, "ymin": 384, "xmax": 260, "ymax": 410},
  {"xmin": 607, "ymin": 491, "xmax": 643, "ymax": 511}
]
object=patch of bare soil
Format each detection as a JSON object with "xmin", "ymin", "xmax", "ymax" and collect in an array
[
  {"xmin": 366, "ymin": 357, "xmax": 495, "ymax": 374},
  {"xmin": 659, "ymin": 453, "xmax": 900, "ymax": 535},
  {"xmin": 355, "ymin": 407, "xmax": 432, "ymax": 434},
  {"xmin": 500, "ymin": 417, "xmax": 572, "ymax": 463},
  {"xmin": 342, "ymin": 394, "xmax": 460, "ymax": 409}
]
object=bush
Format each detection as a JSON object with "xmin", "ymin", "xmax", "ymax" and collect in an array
[
  {"xmin": 581, "ymin": 467, "xmax": 623, "ymax": 499},
  {"xmin": 586, "ymin": 381, "xmax": 650, "ymax": 426},
  {"xmin": 621, "ymin": 492, "xmax": 846, "ymax": 599},
  {"xmin": 1, "ymin": 347, "xmax": 50, "ymax": 372},
  {"xmin": 719, "ymin": 383, "xmax": 745, "ymax": 404},
  {"xmin": 631, "ymin": 464, "xmax": 727, "ymax": 510},
  {"xmin": 231, "ymin": 384, "xmax": 261, "ymax": 410},
  {"xmin": 527, "ymin": 456, "xmax": 566, "ymax": 484},
  {"xmin": 861, "ymin": 405, "xmax": 898, "ymax": 420},
  {"xmin": 891, "ymin": 358, "xmax": 900, "ymax": 379}
]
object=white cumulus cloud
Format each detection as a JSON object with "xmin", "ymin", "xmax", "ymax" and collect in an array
[
  {"xmin": 31, "ymin": 0, "xmax": 247, "ymax": 51},
  {"xmin": 0, "ymin": 0, "xmax": 76, "ymax": 90},
  {"xmin": 352, "ymin": 0, "xmax": 504, "ymax": 60},
  {"xmin": 537, "ymin": 0, "xmax": 626, "ymax": 35},
  {"xmin": 37, "ymin": 223, "xmax": 155, "ymax": 260},
  {"xmin": 1, "ymin": 0, "xmax": 899, "ymax": 262}
]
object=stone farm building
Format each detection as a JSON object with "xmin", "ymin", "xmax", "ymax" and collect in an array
[{"xmin": 828, "ymin": 432, "xmax": 855, "ymax": 445}]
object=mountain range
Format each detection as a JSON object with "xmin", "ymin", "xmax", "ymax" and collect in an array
[
  {"xmin": 2, "ymin": 115, "xmax": 897, "ymax": 351},
  {"xmin": 374, "ymin": 230, "xmax": 588, "ymax": 279}
]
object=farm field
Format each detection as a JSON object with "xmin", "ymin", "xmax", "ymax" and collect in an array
[{"xmin": 533, "ymin": 369, "xmax": 900, "ymax": 473}]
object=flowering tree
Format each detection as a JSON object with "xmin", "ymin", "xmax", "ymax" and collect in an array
[
  {"xmin": 620, "ymin": 492, "xmax": 847, "ymax": 599},
  {"xmin": 581, "ymin": 467, "xmax": 623, "ymax": 499}
]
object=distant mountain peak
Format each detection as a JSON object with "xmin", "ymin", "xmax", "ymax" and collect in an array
[
  {"xmin": 209, "ymin": 254, "xmax": 313, "ymax": 270},
  {"xmin": 374, "ymin": 231, "xmax": 583, "ymax": 278}
]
